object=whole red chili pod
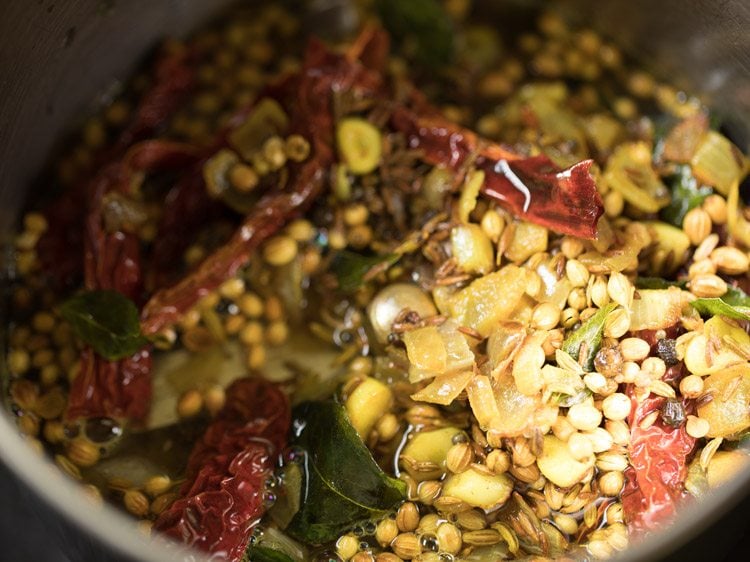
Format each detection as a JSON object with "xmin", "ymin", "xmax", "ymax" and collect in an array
[
  {"xmin": 390, "ymin": 106, "xmax": 604, "ymax": 239},
  {"xmin": 621, "ymin": 388, "xmax": 696, "ymax": 536},
  {"xmin": 154, "ymin": 378, "xmax": 290, "ymax": 561},
  {"xmin": 38, "ymin": 44, "xmax": 196, "ymax": 292},
  {"xmin": 64, "ymin": 141, "xmax": 199, "ymax": 423}
]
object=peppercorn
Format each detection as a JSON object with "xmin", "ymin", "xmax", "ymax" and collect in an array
[
  {"xmin": 660, "ymin": 398, "xmax": 686, "ymax": 428},
  {"xmin": 655, "ymin": 338, "xmax": 678, "ymax": 366}
]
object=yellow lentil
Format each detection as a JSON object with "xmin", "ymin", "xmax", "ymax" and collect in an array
[
  {"xmin": 554, "ymin": 513, "xmax": 579, "ymax": 535},
  {"xmin": 552, "ymin": 415, "xmax": 577, "ymax": 442},
  {"xmin": 263, "ymin": 235, "xmax": 298, "ymax": 266},
  {"xmin": 375, "ymin": 413, "xmax": 400, "ymax": 442},
  {"xmin": 176, "ymin": 389, "xmax": 203, "ymax": 418},
  {"xmin": 247, "ymin": 344, "xmax": 266, "ymax": 369},
  {"xmin": 301, "ymin": 249, "xmax": 321, "ymax": 274},
  {"xmin": 264, "ymin": 296, "xmax": 284, "ymax": 321},
  {"xmin": 7, "ymin": 349, "xmax": 30, "ymax": 375},
  {"xmin": 32, "ymin": 349, "xmax": 55, "ymax": 369},
  {"xmin": 23, "ymin": 212, "xmax": 48, "ymax": 234},
  {"xmin": 224, "ymin": 314, "xmax": 246, "ymax": 335},
  {"xmin": 347, "ymin": 224, "xmax": 373, "ymax": 249},
  {"xmin": 343, "ymin": 204, "xmax": 370, "ymax": 227},
  {"xmin": 43, "ymin": 420, "xmax": 66, "ymax": 444},
  {"xmin": 265, "ymin": 321, "xmax": 289, "ymax": 346},
  {"xmin": 703, "ymin": 194, "xmax": 728, "ymax": 224},
  {"xmin": 218, "ymin": 277, "xmax": 245, "ymax": 299},
  {"xmin": 238, "ymin": 293, "xmax": 264, "ymax": 318},
  {"xmin": 603, "ymin": 190, "xmax": 625, "ymax": 218},
  {"xmin": 31, "ymin": 312, "xmax": 55, "ymax": 333},
  {"xmin": 203, "ymin": 385, "xmax": 226, "ymax": 416},
  {"xmin": 83, "ymin": 119, "xmax": 106, "ymax": 149},
  {"xmin": 286, "ymin": 219, "xmax": 316, "ymax": 242},
  {"xmin": 182, "ymin": 326, "xmax": 215, "ymax": 353},
  {"xmin": 144, "ymin": 475, "xmax": 172, "ymax": 497},
  {"xmin": 531, "ymin": 302, "xmax": 560, "ymax": 330},
  {"xmin": 240, "ymin": 321, "xmax": 264, "ymax": 345},
  {"xmin": 641, "ymin": 357, "xmax": 666, "ymax": 380},
  {"xmin": 262, "ymin": 136, "xmax": 287, "ymax": 170}
]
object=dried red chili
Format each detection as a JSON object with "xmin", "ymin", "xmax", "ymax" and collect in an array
[
  {"xmin": 390, "ymin": 107, "xmax": 604, "ymax": 239},
  {"xmin": 622, "ymin": 386, "xmax": 696, "ymax": 536},
  {"xmin": 154, "ymin": 378, "xmax": 290, "ymax": 561},
  {"xmin": 115, "ymin": 44, "xmax": 196, "ymax": 151},
  {"xmin": 38, "ymin": 44, "xmax": 196, "ymax": 291},
  {"xmin": 148, "ymin": 167, "xmax": 221, "ymax": 290},
  {"xmin": 66, "ymin": 141, "xmax": 199, "ymax": 422}
]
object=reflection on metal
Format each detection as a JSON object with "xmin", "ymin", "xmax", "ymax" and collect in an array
[{"xmin": 0, "ymin": 1, "xmax": 749, "ymax": 561}]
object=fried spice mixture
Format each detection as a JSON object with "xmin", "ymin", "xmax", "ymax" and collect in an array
[{"xmin": 4, "ymin": 2, "xmax": 750, "ymax": 561}]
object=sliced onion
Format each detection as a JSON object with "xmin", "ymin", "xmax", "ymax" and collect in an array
[
  {"xmin": 466, "ymin": 375, "xmax": 501, "ymax": 429},
  {"xmin": 629, "ymin": 287, "xmax": 687, "ymax": 331},
  {"xmin": 662, "ymin": 113, "xmax": 709, "ymax": 163},
  {"xmin": 404, "ymin": 320, "xmax": 474, "ymax": 383},
  {"xmin": 691, "ymin": 130, "xmax": 746, "ymax": 195},
  {"xmin": 410, "ymin": 371, "xmax": 473, "ymax": 406},
  {"xmin": 604, "ymin": 141, "xmax": 670, "ymax": 212}
]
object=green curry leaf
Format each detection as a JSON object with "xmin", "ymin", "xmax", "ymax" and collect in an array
[
  {"xmin": 660, "ymin": 165, "xmax": 713, "ymax": 227},
  {"xmin": 331, "ymin": 251, "xmax": 399, "ymax": 292},
  {"xmin": 241, "ymin": 527, "xmax": 306, "ymax": 562},
  {"xmin": 244, "ymin": 546, "xmax": 295, "ymax": 562},
  {"xmin": 689, "ymin": 298, "xmax": 750, "ymax": 322},
  {"xmin": 552, "ymin": 388, "xmax": 592, "ymax": 408},
  {"xmin": 720, "ymin": 285, "xmax": 750, "ymax": 307},
  {"xmin": 635, "ymin": 277, "xmax": 687, "ymax": 290},
  {"xmin": 561, "ymin": 303, "xmax": 617, "ymax": 371},
  {"xmin": 60, "ymin": 290, "xmax": 145, "ymax": 361},
  {"xmin": 377, "ymin": 0, "xmax": 454, "ymax": 68},
  {"xmin": 283, "ymin": 400, "xmax": 407, "ymax": 544}
]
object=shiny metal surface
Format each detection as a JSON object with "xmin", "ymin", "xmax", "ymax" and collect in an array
[
  {"xmin": 559, "ymin": 0, "xmax": 750, "ymax": 149},
  {"xmin": 0, "ymin": 2, "xmax": 232, "ymax": 560},
  {"xmin": 0, "ymin": 1, "xmax": 749, "ymax": 560}
]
